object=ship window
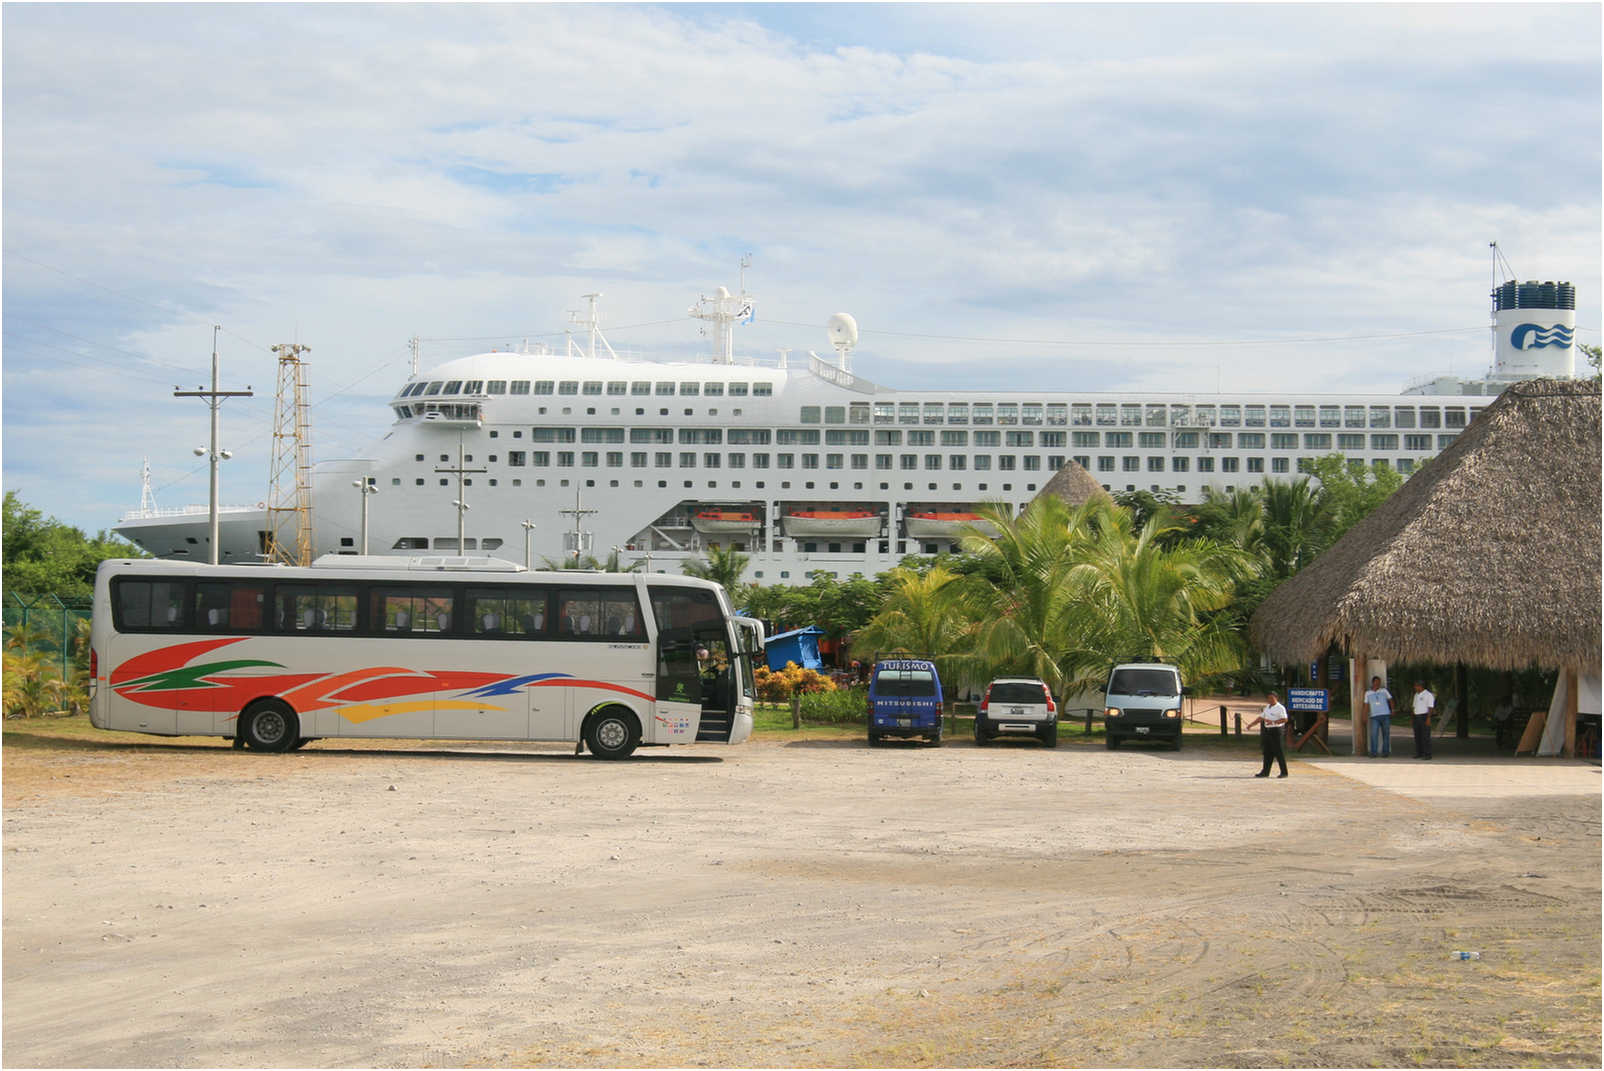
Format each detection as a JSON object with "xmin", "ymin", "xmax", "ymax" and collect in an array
[
  {"xmin": 532, "ymin": 428, "xmax": 575, "ymax": 443},
  {"xmin": 875, "ymin": 431, "xmax": 901, "ymax": 447},
  {"xmin": 729, "ymin": 382, "xmax": 749, "ymax": 397},
  {"xmin": 996, "ymin": 403, "xmax": 1019, "ymax": 425},
  {"xmin": 1238, "ymin": 432, "xmax": 1265, "ymax": 449},
  {"xmin": 464, "ymin": 380, "xmax": 483, "ymax": 394},
  {"xmin": 512, "ymin": 381, "xmax": 533, "ymax": 395},
  {"xmin": 424, "ymin": 381, "xmax": 444, "ymax": 396},
  {"xmin": 703, "ymin": 382, "xmax": 724, "ymax": 397},
  {"xmin": 800, "ymin": 406, "xmax": 821, "ymax": 424},
  {"xmin": 1071, "ymin": 404, "xmax": 1093, "ymax": 426},
  {"xmin": 1118, "ymin": 405, "xmax": 1141, "ymax": 426},
  {"xmin": 1197, "ymin": 457, "xmax": 1214, "ymax": 472},
  {"xmin": 898, "ymin": 402, "xmax": 920, "ymax": 425},
  {"xmin": 972, "ymin": 403, "xmax": 994, "ymax": 426},
  {"xmin": 653, "ymin": 382, "xmax": 674, "ymax": 396},
  {"xmin": 1344, "ymin": 405, "xmax": 1366, "ymax": 428},
  {"xmin": 627, "ymin": 381, "xmax": 650, "ymax": 396},
  {"xmin": 507, "ymin": 451, "xmax": 526, "ymax": 466},
  {"xmin": 1219, "ymin": 405, "xmax": 1241, "ymax": 427},
  {"xmin": 1138, "ymin": 432, "xmax": 1164, "ymax": 448},
  {"xmin": 1005, "ymin": 431, "xmax": 1034, "ymax": 447},
  {"xmin": 1045, "ymin": 403, "xmax": 1068, "ymax": 426},
  {"xmin": 1418, "ymin": 408, "xmax": 1441, "ymax": 428},
  {"xmin": 949, "ymin": 455, "xmax": 966, "ymax": 470},
  {"xmin": 557, "ymin": 381, "xmax": 578, "ymax": 396},
  {"xmin": 1194, "ymin": 405, "xmax": 1216, "ymax": 426},
  {"xmin": 923, "ymin": 403, "xmax": 944, "ymax": 425},
  {"xmin": 752, "ymin": 382, "xmax": 773, "ymax": 397},
  {"xmin": 1444, "ymin": 408, "xmax": 1467, "ymax": 429},
  {"xmin": 442, "ymin": 380, "xmax": 463, "ymax": 395},
  {"xmin": 1269, "ymin": 405, "xmax": 1290, "ymax": 428},
  {"xmin": 1394, "ymin": 407, "xmax": 1416, "ymax": 429},
  {"xmin": 946, "ymin": 402, "xmax": 968, "ymax": 424},
  {"xmin": 825, "ymin": 406, "xmax": 846, "ymax": 424},
  {"xmin": 1144, "ymin": 404, "xmax": 1166, "ymax": 427},
  {"xmin": 1304, "ymin": 433, "xmax": 1332, "ymax": 449},
  {"xmin": 1173, "ymin": 457, "xmax": 1189, "ymax": 473},
  {"xmin": 974, "ymin": 430, "xmax": 1000, "ymax": 446},
  {"xmin": 1271, "ymin": 433, "xmax": 1297, "ymax": 449},
  {"xmin": 941, "ymin": 430, "xmax": 967, "ymax": 446},
  {"xmin": 1074, "ymin": 431, "xmax": 1099, "ymax": 447},
  {"xmin": 1293, "ymin": 405, "xmax": 1315, "ymax": 427},
  {"xmin": 849, "ymin": 402, "xmax": 870, "ymax": 424},
  {"xmin": 679, "ymin": 382, "xmax": 700, "ymax": 396},
  {"xmin": 1244, "ymin": 405, "xmax": 1266, "ymax": 427},
  {"xmin": 1093, "ymin": 404, "xmax": 1115, "ymax": 426},
  {"xmin": 1107, "ymin": 432, "xmax": 1133, "ymax": 449},
  {"xmin": 581, "ymin": 428, "xmax": 625, "ymax": 444},
  {"xmin": 1207, "ymin": 432, "xmax": 1231, "ymax": 450},
  {"xmin": 601, "ymin": 381, "xmax": 625, "ymax": 396},
  {"xmin": 1371, "ymin": 434, "xmax": 1398, "ymax": 450},
  {"xmin": 487, "ymin": 380, "xmax": 507, "ymax": 394},
  {"xmin": 873, "ymin": 402, "xmax": 895, "ymax": 424},
  {"xmin": 1318, "ymin": 405, "xmax": 1339, "ymax": 427},
  {"xmin": 1338, "ymin": 433, "xmax": 1365, "ymax": 451},
  {"xmin": 1023, "ymin": 403, "xmax": 1044, "ymax": 426}
]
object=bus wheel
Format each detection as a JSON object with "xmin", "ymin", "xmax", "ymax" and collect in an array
[
  {"xmin": 240, "ymin": 700, "xmax": 299, "ymax": 753},
  {"xmin": 584, "ymin": 709, "xmax": 639, "ymax": 760}
]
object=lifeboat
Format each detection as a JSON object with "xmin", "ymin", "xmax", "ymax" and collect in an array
[
  {"xmin": 904, "ymin": 511, "xmax": 998, "ymax": 539},
  {"xmin": 783, "ymin": 510, "xmax": 883, "ymax": 538},
  {"xmin": 691, "ymin": 509, "xmax": 761, "ymax": 535}
]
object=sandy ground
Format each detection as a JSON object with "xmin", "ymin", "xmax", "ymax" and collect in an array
[{"xmin": 3, "ymin": 724, "xmax": 1599, "ymax": 1068}]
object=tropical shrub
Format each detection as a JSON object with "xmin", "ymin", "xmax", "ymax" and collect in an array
[
  {"xmin": 799, "ymin": 685, "xmax": 868, "ymax": 724},
  {"xmin": 753, "ymin": 662, "xmax": 836, "ymax": 701}
]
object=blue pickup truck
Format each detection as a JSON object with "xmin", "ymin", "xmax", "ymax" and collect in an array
[{"xmin": 867, "ymin": 658, "xmax": 944, "ymax": 747}]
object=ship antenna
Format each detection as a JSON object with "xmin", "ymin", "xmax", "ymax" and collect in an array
[
  {"xmin": 688, "ymin": 257, "xmax": 755, "ymax": 365},
  {"xmin": 408, "ymin": 334, "xmax": 420, "ymax": 376},
  {"xmin": 569, "ymin": 293, "xmax": 618, "ymax": 360}
]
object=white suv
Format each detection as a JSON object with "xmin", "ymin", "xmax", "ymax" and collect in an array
[{"xmin": 975, "ymin": 677, "xmax": 1058, "ymax": 748}]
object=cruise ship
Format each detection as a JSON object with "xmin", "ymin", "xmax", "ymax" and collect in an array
[{"xmin": 115, "ymin": 275, "xmax": 1582, "ymax": 583}]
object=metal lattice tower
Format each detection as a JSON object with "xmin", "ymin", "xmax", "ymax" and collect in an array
[{"xmin": 264, "ymin": 343, "xmax": 313, "ymax": 565}]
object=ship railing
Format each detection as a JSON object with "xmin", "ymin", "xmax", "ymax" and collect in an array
[
  {"xmin": 808, "ymin": 355, "xmax": 884, "ymax": 395},
  {"xmin": 119, "ymin": 504, "xmax": 262, "ymax": 521}
]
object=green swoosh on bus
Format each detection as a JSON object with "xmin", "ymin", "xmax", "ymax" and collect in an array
[{"xmin": 118, "ymin": 659, "xmax": 286, "ymax": 693}]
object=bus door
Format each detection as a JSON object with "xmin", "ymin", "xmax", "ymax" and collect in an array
[{"xmin": 180, "ymin": 580, "xmax": 275, "ymax": 735}]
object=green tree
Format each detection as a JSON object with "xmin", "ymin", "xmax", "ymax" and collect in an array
[
  {"xmin": 853, "ymin": 564, "xmax": 972, "ymax": 685},
  {"xmin": 1304, "ymin": 454, "xmax": 1403, "ymax": 538},
  {"xmin": 681, "ymin": 543, "xmax": 749, "ymax": 594},
  {"xmin": 2, "ymin": 492, "xmax": 145, "ymax": 602},
  {"xmin": 1258, "ymin": 476, "xmax": 1336, "ymax": 579}
]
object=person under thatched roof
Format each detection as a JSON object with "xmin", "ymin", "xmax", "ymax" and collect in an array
[
  {"xmin": 1250, "ymin": 377, "xmax": 1600, "ymax": 675},
  {"xmin": 1032, "ymin": 458, "xmax": 1113, "ymax": 509}
]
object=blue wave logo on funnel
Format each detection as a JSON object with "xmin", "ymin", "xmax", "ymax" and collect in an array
[{"xmin": 1510, "ymin": 323, "xmax": 1575, "ymax": 350}]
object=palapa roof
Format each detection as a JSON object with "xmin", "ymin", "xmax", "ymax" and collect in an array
[
  {"xmin": 1033, "ymin": 458, "xmax": 1113, "ymax": 508},
  {"xmin": 1250, "ymin": 378, "xmax": 1601, "ymax": 673}
]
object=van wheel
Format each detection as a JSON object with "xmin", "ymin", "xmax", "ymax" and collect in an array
[
  {"xmin": 868, "ymin": 731, "xmax": 882, "ymax": 747},
  {"xmin": 240, "ymin": 699, "xmax": 298, "ymax": 753},
  {"xmin": 584, "ymin": 709, "xmax": 640, "ymax": 760}
]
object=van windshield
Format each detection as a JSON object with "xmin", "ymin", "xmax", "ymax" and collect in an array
[
  {"xmin": 1109, "ymin": 668, "xmax": 1180, "ymax": 697},
  {"xmin": 989, "ymin": 682, "xmax": 1046, "ymax": 704},
  {"xmin": 876, "ymin": 669, "xmax": 936, "ymax": 697}
]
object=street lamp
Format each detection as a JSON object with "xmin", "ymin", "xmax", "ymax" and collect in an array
[
  {"xmin": 193, "ymin": 445, "xmax": 234, "ymax": 564},
  {"xmin": 521, "ymin": 519, "xmax": 536, "ymax": 570},
  {"xmin": 352, "ymin": 478, "xmax": 379, "ymax": 555}
]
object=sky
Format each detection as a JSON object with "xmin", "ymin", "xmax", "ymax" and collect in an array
[{"xmin": 3, "ymin": 2, "xmax": 1599, "ymax": 536}]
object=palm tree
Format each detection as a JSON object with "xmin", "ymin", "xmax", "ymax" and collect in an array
[
  {"xmin": 1193, "ymin": 485, "xmax": 1267, "ymax": 563},
  {"xmin": 1258, "ymin": 476, "xmax": 1334, "ymax": 578},
  {"xmin": 682, "ymin": 543, "xmax": 749, "ymax": 596},
  {"xmin": 853, "ymin": 564, "xmax": 973, "ymax": 686},
  {"xmin": 1059, "ymin": 503, "xmax": 1259, "ymax": 694}
]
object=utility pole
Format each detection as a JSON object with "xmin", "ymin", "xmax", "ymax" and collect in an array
[
  {"xmin": 352, "ymin": 478, "xmax": 378, "ymax": 554},
  {"xmin": 521, "ymin": 519, "xmax": 536, "ymax": 569},
  {"xmin": 558, "ymin": 488, "xmax": 598, "ymax": 565},
  {"xmin": 435, "ymin": 431, "xmax": 486, "ymax": 551},
  {"xmin": 174, "ymin": 325, "xmax": 252, "ymax": 564}
]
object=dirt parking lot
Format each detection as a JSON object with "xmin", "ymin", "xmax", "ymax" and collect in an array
[{"xmin": 3, "ymin": 723, "xmax": 1600, "ymax": 1068}]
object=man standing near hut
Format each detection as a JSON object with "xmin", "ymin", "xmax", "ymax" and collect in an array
[
  {"xmin": 1248, "ymin": 691, "xmax": 1290, "ymax": 778},
  {"xmin": 1364, "ymin": 675, "xmax": 1394, "ymax": 757},
  {"xmin": 1411, "ymin": 681, "xmax": 1436, "ymax": 759}
]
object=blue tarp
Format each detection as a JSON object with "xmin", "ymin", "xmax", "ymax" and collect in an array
[{"xmin": 764, "ymin": 626, "xmax": 826, "ymax": 671}]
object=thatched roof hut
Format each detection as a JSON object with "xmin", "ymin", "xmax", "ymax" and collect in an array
[
  {"xmin": 1033, "ymin": 459, "xmax": 1113, "ymax": 508},
  {"xmin": 1251, "ymin": 378, "xmax": 1600, "ymax": 674}
]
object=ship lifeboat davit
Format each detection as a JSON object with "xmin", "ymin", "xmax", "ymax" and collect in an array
[
  {"xmin": 904, "ymin": 511, "xmax": 998, "ymax": 539},
  {"xmin": 691, "ymin": 509, "xmax": 761, "ymax": 535},
  {"xmin": 783, "ymin": 510, "xmax": 883, "ymax": 538}
]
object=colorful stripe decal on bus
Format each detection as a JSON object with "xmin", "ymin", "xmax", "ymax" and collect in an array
[{"xmin": 110, "ymin": 638, "xmax": 657, "ymax": 723}]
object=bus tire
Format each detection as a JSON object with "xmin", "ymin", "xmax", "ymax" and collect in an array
[
  {"xmin": 290, "ymin": 737, "xmax": 317, "ymax": 750},
  {"xmin": 240, "ymin": 699, "xmax": 299, "ymax": 753},
  {"xmin": 584, "ymin": 708, "xmax": 639, "ymax": 760}
]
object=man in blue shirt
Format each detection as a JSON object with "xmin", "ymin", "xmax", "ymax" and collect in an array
[{"xmin": 1363, "ymin": 676, "xmax": 1394, "ymax": 757}]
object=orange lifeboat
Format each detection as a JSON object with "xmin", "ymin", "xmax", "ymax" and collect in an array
[
  {"xmin": 691, "ymin": 509, "xmax": 760, "ymax": 534},
  {"xmin": 782, "ymin": 510, "xmax": 883, "ymax": 538}
]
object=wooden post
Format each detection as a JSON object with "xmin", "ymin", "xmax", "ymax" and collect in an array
[
  {"xmin": 790, "ymin": 693, "xmax": 801, "ymax": 729},
  {"xmin": 1219, "ymin": 704, "xmax": 1228, "ymax": 736},
  {"xmin": 1234, "ymin": 711, "xmax": 1242, "ymax": 736},
  {"xmin": 1563, "ymin": 667, "xmax": 1579, "ymax": 758},
  {"xmin": 1350, "ymin": 650, "xmax": 1368, "ymax": 756},
  {"xmin": 1456, "ymin": 662, "xmax": 1471, "ymax": 739}
]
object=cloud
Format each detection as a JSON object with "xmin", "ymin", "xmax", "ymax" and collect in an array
[{"xmin": 2, "ymin": 3, "xmax": 1598, "ymax": 532}]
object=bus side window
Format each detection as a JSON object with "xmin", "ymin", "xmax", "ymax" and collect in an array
[{"xmin": 115, "ymin": 579, "xmax": 187, "ymax": 630}]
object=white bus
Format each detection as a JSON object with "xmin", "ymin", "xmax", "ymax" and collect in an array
[{"xmin": 89, "ymin": 556, "xmax": 757, "ymax": 759}]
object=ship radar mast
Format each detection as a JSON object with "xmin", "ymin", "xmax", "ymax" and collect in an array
[
  {"xmin": 567, "ymin": 293, "xmax": 618, "ymax": 360},
  {"xmin": 827, "ymin": 312, "xmax": 859, "ymax": 373},
  {"xmin": 689, "ymin": 255, "xmax": 755, "ymax": 364}
]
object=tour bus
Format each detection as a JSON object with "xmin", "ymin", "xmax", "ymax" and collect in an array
[{"xmin": 89, "ymin": 555, "xmax": 757, "ymax": 759}]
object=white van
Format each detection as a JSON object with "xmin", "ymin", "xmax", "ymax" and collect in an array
[{"xmin": 1103, "ymin": 663, "xmax": 1186, "ymax": 750}]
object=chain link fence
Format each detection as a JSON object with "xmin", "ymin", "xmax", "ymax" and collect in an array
[{"xmin": 3, "ymin": 592, "xmax": 92, "ymax": 717}]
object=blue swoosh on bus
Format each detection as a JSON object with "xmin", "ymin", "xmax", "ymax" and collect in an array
[{"xmin": 465, "ymin": 672, "xmax": 572, "ymax": 697}]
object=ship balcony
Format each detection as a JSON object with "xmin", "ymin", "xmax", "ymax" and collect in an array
[{"xmin": 401, "ymin": 402, "xmax": 484, "ymax": 427}]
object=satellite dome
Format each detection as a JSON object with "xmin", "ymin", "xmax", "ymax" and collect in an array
[{"xmin": 827, "ymin": 313, "xmax": 859, "ymax": 349}]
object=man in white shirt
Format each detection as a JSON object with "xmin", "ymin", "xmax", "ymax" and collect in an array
[
  {"xmin": 1248, "ymin": 691, "xmax": 1290, "ymax": 778},
  {"xmin": 1363, "ymin": 676, "xmax": 1394, "ymax": 758},
  {"xmin": 1411, "ymin": 681, "xmax": 1436, "ymax": 760}
]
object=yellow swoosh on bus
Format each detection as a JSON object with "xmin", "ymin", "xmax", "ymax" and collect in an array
[{"xmin": 337, "ymin": 699, "xmax": 505, "ymax": 724}]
